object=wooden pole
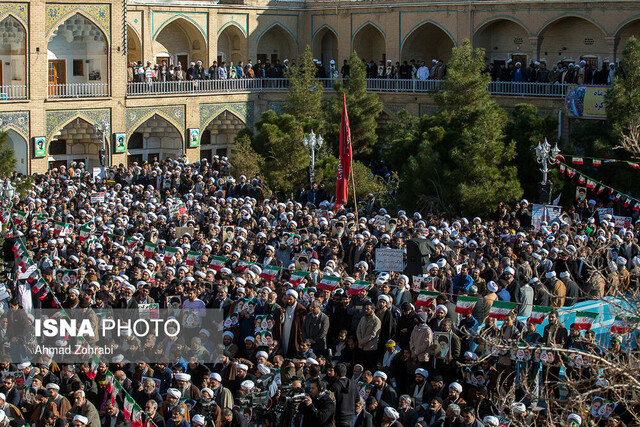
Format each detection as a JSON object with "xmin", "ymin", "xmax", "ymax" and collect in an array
[{"xmin": 351, "ymin": 169, "xmax": 358, "ymax": 224}]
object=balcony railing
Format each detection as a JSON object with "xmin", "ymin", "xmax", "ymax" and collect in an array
[
  {"xmin": 48, "ymin": 83, "xmax": 109, "ymax": 99},
  {"xmin": 127, "ymin": 78, "xmax": 574, "ymax": 98},
  {"xmin": 0, "ymin": 85, "xmax": 27, "ymax": 100}
]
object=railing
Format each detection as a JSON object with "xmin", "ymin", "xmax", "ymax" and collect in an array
[
  {"xmin": 0, "ymin": 85, "xmax": 27, "ymax": 100},
  {"xmin": 126, "ymin": 78, "xmax": 575, "ymax": 98},
  {"xmin": 48, "ymin": 83, "xmax": 109, "ymax": 98}
]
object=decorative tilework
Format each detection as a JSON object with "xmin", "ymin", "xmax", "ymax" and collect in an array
[
  {"xmin": 45, "ymin": 109, "xmax": 110, "ymax": 144},
  {"xmin": 0, "ymin": 3, "xmax": 28, "ymax": 26},
  {"xmin": 46, "ymin": 3, "xmax": 111, "ymax": 38},
  {"xmin": 0, "ymin": 111, "xmax": 29, "ymax": 140},
  {"xmin": 126, "ymin": 106, "xmax": 185, "ymax": 137},
  {"xmin": 199, "ymin": 102, "xmax": 253, "ymax": 133},
  {"xmin": 266, "ymin": 102, "xmax": 287, "ymax": 116}
]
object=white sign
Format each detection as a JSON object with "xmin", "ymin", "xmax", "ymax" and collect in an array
[
  {"xmin": 91, "ymin": 192, "xmax": 105, "ymax": 203},
  {"xmin": 375, "ymin": 248, "xmax": 404, "ymax": 272},
  {"xmin": 92, "ymin": 167, "xmax": 104, "ymax": 180}
]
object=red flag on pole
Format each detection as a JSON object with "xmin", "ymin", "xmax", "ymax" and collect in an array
[{"xmin": 334, "ymin": 93, "xmax": 352, "ymax": 212}]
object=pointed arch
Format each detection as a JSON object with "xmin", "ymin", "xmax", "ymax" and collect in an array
[
  {"xmin": 474, "ymin": 16, "xmax": 532, "ymax": 36},
  {"xmin": 313, "ymin": 24, "xmax": 338, "ymax": 39},
  {"xmin": 401, "ymin": 21, "xmax": 456, "ymax": 63},
  {"xmin": 153, "ymin": 14, "xmax": 207, "ymax": 42},
  {"xmin": 0, "ymin": 15, "xmax": 27, "ymax": 87},
  {"xmin": 217, "ymin": 24, "xmax": 247, "ymax": 65},
  {"xmin": 153, "ymin": 17, "xmax": 207, "ymax": 66},
  {"xmin": 200, "ymin": 110, "xmax": 247, "ymax": 162},
  {"xmin": 127, "ymin": 24, "xmax": 142, "ymax": 64},
  {"xmin": 217, "ymin": 21, "xmax": 247, "ymax": 37},
  {"xmin": 128, "ymin": 114, "xmax": 184, "ymax": 163},
  {"xmin": 257, "ymin": 23, "xmax": 297, "ymax": 63},
  {"xmin": 537, "ymin": 13, "xmax": 607, "ymax": 37},
  {"xmin": 352, "ymin": 20, "xmax": 385, "ymax": 40},
  {"xmin": 127, "ymin": 110, "xmax": 185, "ymax": 143},
  {"xmin": 313, "ymin": 26, "xmax": 339, "ymax": 66},
  {"xmin": 538, "ymin": 16, "xmax": 608, "ymax": 65},
  {"xmin": 4, "ymin": 129, "xmax": 27, "ymax": 175},
  {"xmin": 615, "ymin": 17, "xmax": 640, "ymax": 60},
  {"xmin": 200, "ymin": 108, "xmax": 247, "ymax": 134},
  {"xmin": 352, "ymin": 23, "xmax": 386, "ymax": 62},
  {"xmin": 46, "ymin": 11, "xmax": 108, "ymax": 42},
  {"xmin": 472, "ymin": 18, "xmax": 531, "ymax": 62}
]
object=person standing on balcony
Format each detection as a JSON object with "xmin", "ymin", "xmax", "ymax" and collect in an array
[
  {"xmin": 127, "ymin": 62, "xmax": 134, "ymax": 82},
  {"xmin": 187, "ymin": 62, "xmax": 196, "ymax": 80},
  {"xmin": 341, "ymin": 59, "xmax": 350, "ymax": 78},
  {"xmin": 607, "ymin": 62, "xmax": 616, "ymax": 84},
  {"xmin": 135, "ymin": 61, "xmax": 145, "ymax": 82},
  {"xmin": 228, "ymin": 61, "xmax": 237, "ymax": 79},
  {"xmin": 434, "ymin": 60, "xmax": 446, "ymax": 80},
  {"xmin": 237, "ymin": 62, "xmax": 245, "ymax": 78},
  {"xmin": 537, "ymin": 62, "xmax": 550, "ymax": 83},
  {"xmin": 511, "ymin": 62, "xmax": 526, "ymax": 82},
  {"xmin": 159, "ymin": 60, "xmax": 168, "ymax": 82},
  {"xmin": 195, "ymin": 61, "xmax": 205, "ymax": 79},
  {"xmin": 145, "ymin": 61, "xmax": 154, "ymax": 83},
  {"xmin": 175, "ymin": 65, "xmax": 184, "ymax": 81},
  {"xmin": 416, "ymin": 61, "xmax": 429, "ymax": 81},
  {"xmin": 244, "ymin": 63, "xmax": 254, "ymax": 78},
  {"xmin": 218, "ymin": 62, "xmax": 227, "ymax": 79},
  {"xmin": 399, "ymin": 61, "xmax": 411, "ymax": 79}
]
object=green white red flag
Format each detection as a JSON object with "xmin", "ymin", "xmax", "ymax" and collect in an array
[
  {"xmin": 143, "ymin": 242, "xmax": 157, "ymax": 258},
  {"xmin": 79, "ymin": 224, "xmax": 93, "ymax": 242},
  {"xmin": 610, "ymin": 316, "xmax": 637, "ymax": 334},
  {"xmin": 455, "ymin": 296, "xmax": 478, "ymax": 315},
  {"xmin": 126, "ymin": 236, "xmax": 137, "ymax": 248},
  {"xmin": 14, "ymin": 210, "xmax": 27, "ymax": 224},
  {"xmin": 289, "ymin": 270, "xmax": 309, "ymax": 286},
  {"xmin": 416, "ymin": 290, "xmax": 439, "ymax": 307},
  {"xmin": 163, "ymin": 247, "xmax": 178, "ymax": 262},
  {"xmin": 488, "ymin": 301, "xmax": 516, "ymax": 320},
  {"xmin": 348, "ymin": 281, "xmax": 370, "ymax": 295},
  {"xmin": 528, "ymin": 305, "xmax": 553, "ymax": 324},
  {"xmin": 260, "ymin": 265, "xmax": 281, "ymax": 281},
  {"xmin": 209, "ymin": 256, "xmax": 227, "ymax": 271},
  {"xmin": 123, "ymin": 395, "xmax": 135, "ymax": 420},
  {"xmin": 574, "ymin": 311, "xmax": 598, "ymax": 330},
  {"xmin": 185, "ymin": 251, "xmax": 200, "ymax": 266},
  {"xmin": 318, "ymin": 275, "xmax": 342, "ymax": 291}
]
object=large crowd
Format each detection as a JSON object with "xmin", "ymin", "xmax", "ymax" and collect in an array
[
  {"xmin": 127, "ymin": 56, "xmax": 622, "ymax": 85},
  {"xmin": 0, "ymin": 156, "xmax": 639, "ymax": 427}
]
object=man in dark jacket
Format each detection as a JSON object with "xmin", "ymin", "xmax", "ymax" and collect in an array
[
  {"xmin": 329, "ymin": 364, "xmax": 358, "ymax": 427},
  {"xmin": 423, "ymin": 397, "xmax": 446, "ymax": 427},
  {"xmin": 299, "ymin": 378, "xmax": 335, "ymax": 427},
  {"xmin": 354, "ymin": 397, "xmax": 373, "ymax": 427}
]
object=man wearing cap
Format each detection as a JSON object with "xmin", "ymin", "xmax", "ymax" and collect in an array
[
  {"xmin": 29, "ymin": 388, "xmax": 58, "ymax": 427},
  {"xmin": 279, "ymin": 289, "xmax": 307, "ymax": 358}
]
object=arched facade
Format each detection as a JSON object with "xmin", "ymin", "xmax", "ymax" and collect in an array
[
  {"xmin": 154, "ymin": 18, "xmax": 207, "ymax": 67},
  {"xmin": 217, "ymin": 24, "xmax": 247, "ymax": 65},
  {"xmin": 352, "ymin": 23, "xmax": 386, "ymax": 63},
  {"xmin": 401, "ymin": 22, "xmax": 455, "ymax": 63},
  {"xmin": 0, "ymin": 15, "xmax": 27, "ymax": 91},
  {"xmin": 47, "ymin": 117, "xmax": 102, "ymax": 170},
  {"xmin": 128, "ymin": 114, "xmax": 183, "ymax": 164},
  {"xmin": 313, "ymin": 27, "xmax": 338, "ymax": 65},
  {"xmin": 615, "ymin": 18, "xmax": 640, "ymax": 60},
  {"xmin": 5, "ymin": 129, "xmax": 28, "ymax": 175},
  {"xmin": 473, "ymin": 19, "xmax": 531, "ymax": 64},
  {"xmin": 47, "ymin": 13, "xmax": 108, "ymax": 95},
  {"xmin": 200, "ymin": 110, "xmax": 246, "ymax": 162},
  {"xmin": 256, "ymin": 24, "xmax": 297, "ymax": 63},
  {"xmin": 538, "ymin": 16, "xmax": 608, "ymax": 67},
  {"xmin": 127, "ymin": 24, "xmax": 142, "ymax": 64}
]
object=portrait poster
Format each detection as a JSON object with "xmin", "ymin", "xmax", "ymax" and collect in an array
[
  {"xmin": 575, "ymin": 186, "xmax": 587, "ymax": 201},
  {"xmin": 114, "ymin": 133, "xmax": 127, "ymax": 153},
  {"xmin": 434, "ymin": 331, "xmax": 452, "ymax": 360},
  {"xmin": 142, "ymin": 376, "xmax": 161, "ymax": 391},
  {"xmin": 332, "ymin": 220, "xmax": 345, "ymax": 238},
  {"xmin": 223, "ymin": 226, "xmax": 235, "ymax": 242},
  {"xmin": 188, "ymin": 128, "xmax": 200, "ymax": 148},
  {"xmin": 34, "ymin": 137, "xmax": 46, "ymax": 158},
  {"xmin": 532, "ymin": 204, "xmax": 562, "ymax": 231},
  {"xmin": 589, "ymin": 396, "xmax": 616, "ymax": 419}
]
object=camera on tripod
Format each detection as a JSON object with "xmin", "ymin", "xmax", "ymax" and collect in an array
[
  {"xmin": 236, "ymin": 389, "xmax": 271, "ymax": 409},
  {"xmin": 277, "ymin": 385, "xmax": 306, "ymax": 407}
]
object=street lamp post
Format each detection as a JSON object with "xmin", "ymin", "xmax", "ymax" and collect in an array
[
  {"xmin": 534, "ymin": 138, "xmax": 560, "ymax": 204},
  {"xmin": 302, "ymin": 130, "xmax": 324, "ymax": 186},
  {"xmin": 94, "ymin": 119, "xmax": 110, "ymax": 169}
]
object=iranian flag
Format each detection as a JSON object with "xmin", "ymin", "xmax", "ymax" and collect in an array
[
  {"xmin": 104, "ymin": 372, "xmax": 117, "ymax": 405},
  {"xmin": 559, "ymin": 164, "xmax": 566, "ymax": 173},
  {"xmin": 592, "ymin": 159, "xmax": 601, "ymax": 167},
  {"xmin": 572, "ymin": 157, "xmax": 584, "ymax": 165},
  {"xmin": 14, "ymin": 210, "xmax": 27, "ymax": 224},
  {"xmin": 185, "ymin": 251, "xmax": 200, "ymax": 266},
  {"xmin": 123, "ymin": 395, "xmax": 135, "ymax": 421},
  {"xmin": 567, "ymin": 168, "xmax": 576, "ymax": 178},
  {"xmin": 635, "ymin": 203, "xmax": 640, "ymax": 212},
  {"xmin": 289, "ymin": 270, "xmax": 309, "ymax": 286},
  {"xmin": 586, "ymin": 179, "xmax": 596, "ymax": 189},
  {"xmin": 31, "ymin": 279, "xmax": 46, "ymax": 294},
  {"xmin": 260, "ymin": 265, "xmax": 281, "ymax": 281},
  {"xmin": 614, "ymin": 193, "xmax": 622, "ymax": 202},
  {"xmin": 597, "ymin": 185, "xmax": 606, "ymax": 195},
  {"xmin": 126, "ymin": 236, "xmax": 137, "ymax": 248},
  {"xmin": 131, "ymin": 409, "xmax": 144, "ymax": 427},
  {"xmin": 318, "ymin": 276, "xmax": 342, "ymax": 291},
  {"xmin": 79, "ymin": 224, "xmax": 92, "ymax": 242},
  {"xmin": 455, "ymin": 296, "xmax": 478, "ymax": 315},
  {"xmin": 26, "ymin": 270, "xmax": 39, "ymax": 284},
  {"xmin": 235, "ymin": 260, "xmax": 254, "ymax": 272},
  {"xmin": 416, "ymin": 290, "xmax": 439, "ymax": 307},
  {"xmin": 163, "ymin": 247, "xmax": 178, "ymax": 262},
  {"xmin": 348, "ymin": 280, "xmax": 370, "ymax": 295},
  {"xmin": 488, "ymin": 301, "xmax": 516, "ymax": 320},
  {"xmin": 610, "ymin": 316, "xmax": 637, "ymax": 334},
  {"xmin": 528, "ymin": 305, "xmax": 553, "ymax": 324},
  {"xmin": 624, "ymin": 198, "xmax": 632, "ymax": 208},
  {"xmin": 53, "ymin": 221, "xmax": 65, "ymax": 235},
  {"xmin": 11, "ymin": 241, "xmax": 23, "ymax": 253},
  {"xmin": 574, "ymin": 311, "xmax": 598, "ymax": 330},
  {"xmin": 630, "ymin": 162, "xmax": 640, "ymax": 169},
  {"xmin": 209, "ymin": 256, "xmax": 227, "ymax": 271},
  {"xmin": 578, "ymin": 175, "xmax": 586, "ymax": 184},
  {"xmin": 86, "ymin": 356, "xmax": 99, "ymax": 379},
  {"xmin": 143, "ymin": 242, "xmax": 157, "ymax": 258}
]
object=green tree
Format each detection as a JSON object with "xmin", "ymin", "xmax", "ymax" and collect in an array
[
  {"xmin": 253, "ymin": 110, "xmax": 308, "ymax": 196},
  {"xmin": 0, "ymin": 132, "xmax": 31, "ymax": 198},
  {"xmin": 325, "ymin": 51, "xmax": 383, "ymax": 158},
  {"xmin": 504, "ymin": 104, "xmax": 559, "ymax": 200},
  {"xmin": 396, "ymin": 40, "xmax": 522, "ymax": 216},
  {"xmin": 229, "ymin": 133, "xmax": 264, "ymax": 180},
  {"xmin": 285, "ymin": 46, "xmax": 323, "ymax": 124},
  {"xmin": 605, "ymin": 36, "xmax": 640, "ymax": 157}
]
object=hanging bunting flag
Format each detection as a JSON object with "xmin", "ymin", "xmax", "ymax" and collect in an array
[
  {"xmin": 572, "ymin": 157, "xmax": 584, "ymax": 165},
  {"xmin": 567, "ymin": 168, "xmax": 575, "ymax": 178},
  {"xmin": 317, "ymin": 275, "xmax": 342, "ymax": 291},
  {"xmin": 416, "ymin": 290, "xmax": 439, "ymax": 307},
  {"xmin": 592, "ymin": 159, "xmax": 601, "ymax": 167},
  {"xmin": 348, "ymin": 280, "xmax": 370, "ymax": 295},
  {"xmin": 163, "ymin": 247, "xmax": 178, "ymax": 262},
  {"xmin": 574, "ymin": 311, "xmax": 598, "ymax": 330},
  {"xmin": 586, "ymin": 179, "xmax": 595, "ymax": 189},
  {"xmin": 455, "ymin": 296, "xmax": 478, "ymax": 315},
  {"xmin": 143, "ymin": 242, "xmax": 157, "ymax": 258},
  {"xmin": 597, "ymin": 185, "xmax": 606, "ymax": 195},
  {"xmin": 604, "ymin": 159, "xmax": 617, "ymax": 164},
  {"xmin": 488, "ymin": 301, "xmax": 517, "ymax": 320},
  {"xmin": 260, "ymin": 265, "xmax": 282, "ymax": 281},
  {"xmin": 630, "ymin": 162, "xmax": 640, "ymax": 169},
  {"xmin": 634, "ymin": 203, "xmax": 640, "ymax": 211},
  {"xmin": 559, "ymin": 164, "xmax": 566, "ymax": 173},
  {"xmin": 624, "ymin": 198, "xmax": 632, "ymax": 208},
  {"xmin": 185, "ymin": 251, "xmax": 200, "ymax": 266},
  {"xmin": 528, "ymin": 305, "xmax": 553, "ymax": 324},
  {"xmin": 614, "ymin": 193, "xmax": 622, "ymax": 202},
  {"xmin": 578, "ymin": 175, "xmax": 586, "ymax": 184}
]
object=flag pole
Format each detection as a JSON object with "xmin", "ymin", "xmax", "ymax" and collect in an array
[{"xmin": 351, "ymin": 167, "xmax": 358, "ymax": 224}]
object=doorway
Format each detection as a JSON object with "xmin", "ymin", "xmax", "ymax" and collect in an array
[
  {"xmin": 177, "ymin": 55, "xmax": 188, "ymax": 68},
  {"xmin": 48, "ymin": 60, "xmax": 66, "ymax": 96},
  {"xmin": 511, "ymin": 54, "xmax": 528, "ymax": 66}
]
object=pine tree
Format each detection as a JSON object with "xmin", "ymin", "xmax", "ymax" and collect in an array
[
  {"xmin": 285, "ymin": 46, "xmax": 323, "ymax": 124},
  {"xmin": 325, "ymin": 51, "xmax": 383, "ymax": 158},
  {"xmin": 605, "ymin": 36, "xmax": 640, "ymax": 157},
  {"xmin": 0, "ymin": 132, "xmax": 31, "ymax": 198},
  {"xmin": 229, "ymin": 133, "xmax": 264, "ymax": 180},
  {"xmin": 396, "ymin": 40, "xmax": 522, "ymax": 216}
]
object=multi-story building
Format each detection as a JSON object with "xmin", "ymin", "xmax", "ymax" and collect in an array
[{"xmin": 0, "ymin": 0, "xmax": 638, "ymax": 174}]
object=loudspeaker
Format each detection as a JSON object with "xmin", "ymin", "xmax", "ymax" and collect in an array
[{"xmin": 404, "ymin": 238, "xmax": 435, "ymax": 276}]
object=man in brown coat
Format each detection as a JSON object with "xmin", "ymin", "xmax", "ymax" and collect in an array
[
  {"xmin": 46, "ymin": 383, "xmax": 71, "ymax": 422},
  {"xmin": 30, "ymin": 389, "xmax": 59, "ymax": 427},
  {"xmin": 279, "ymin": 289, "xmax": 307, "ymax": 358}
]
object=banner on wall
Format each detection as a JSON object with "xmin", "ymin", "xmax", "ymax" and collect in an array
[
  {"xmin": 34, "ymin": 137, "xmax": 46, "ymax": 158},
  {"xmin": 114, "ymin": 133, "xmax": 127, "ymax": 153},
  {"xmin": 565, "ymin": 85, "xmax": 608, "ymax": 119},
  {"xmin": 188, "ymin": 128, "xmax": 200, "ymax": 148}
]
